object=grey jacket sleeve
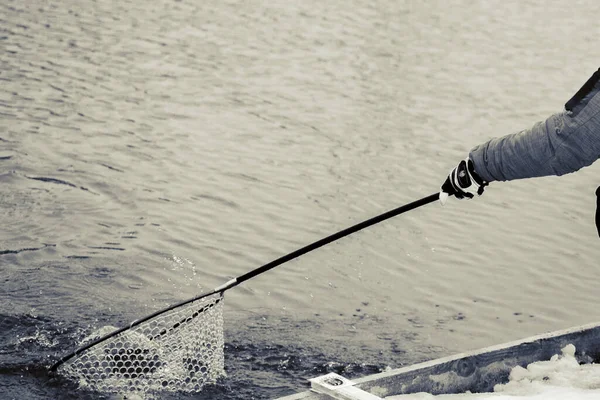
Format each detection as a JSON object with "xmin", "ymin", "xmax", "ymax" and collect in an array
[{"xmin": 469, "ymin": 69, "xmax": 600, "ymax": 183}]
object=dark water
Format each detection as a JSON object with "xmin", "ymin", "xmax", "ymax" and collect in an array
[
  {"xmin": 2, "ymin": 0, "xmax": 600, "ymax": 399},
  {"xmin": 0, "ymin": 313, "xmax": 392, "ymax": 399},
  {"xmin": 0, "ymin": 304, "xmax": 424, "ymax": 399}
]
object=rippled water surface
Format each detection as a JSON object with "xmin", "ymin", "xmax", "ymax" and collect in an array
[{"xmin": 1, "ymin": 0, "xmax": 600, "ymax": 398}]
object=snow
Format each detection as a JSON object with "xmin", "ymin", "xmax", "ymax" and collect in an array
[{"xmin": 387, "ymin": 345, "xmax": 600, "ymax": 400}]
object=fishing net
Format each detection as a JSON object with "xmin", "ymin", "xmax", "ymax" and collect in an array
[{"xmin": 56, "ymin": 292, "xmax": 225, "ymax": 396}]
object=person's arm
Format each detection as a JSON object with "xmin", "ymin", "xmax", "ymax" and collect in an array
[
  {"xmin": 440, "ymin": 68, "xmax": 600, "ymax": 203},
  {"xmin": 470, "ymin": 68, "xmax": 600, "ymax": 183}
]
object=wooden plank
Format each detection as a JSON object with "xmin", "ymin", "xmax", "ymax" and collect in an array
[{"xmin": 276, "ymin": 321, "xmax": 600, "ymax": 400}]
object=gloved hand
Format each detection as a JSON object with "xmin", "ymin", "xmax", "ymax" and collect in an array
[{"xmin": 440, "ymin": 157, "xmax": 488, "ymax": 205}]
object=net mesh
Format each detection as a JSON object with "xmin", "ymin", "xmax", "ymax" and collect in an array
[{"xmin": 58, "ymin": 293, "xmax": 225, "ymax": 396}]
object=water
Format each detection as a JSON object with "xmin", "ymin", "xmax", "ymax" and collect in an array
[{"xmin": 1, "ymin": 0, "xmax": 599, "ymax": 398}]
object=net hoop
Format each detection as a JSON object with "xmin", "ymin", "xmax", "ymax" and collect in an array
[{"xmin": 52, "ymin": 292, "xmax": 226, "ymax": 395}]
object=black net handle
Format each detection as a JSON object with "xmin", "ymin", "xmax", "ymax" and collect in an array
[
  {"xmin": 237, "ymin": 192, "xmax": 440, "ymax": 284},
  {"xmin": 49, "ymin": 192, "xmax": 440, "ymax": 373}
]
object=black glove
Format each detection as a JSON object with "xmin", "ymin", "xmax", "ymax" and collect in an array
[
  {"xmin": 440, "ymin": 157, "xmax": 488, "ymax": 205},
  {"xmin": 596, "ymin": 186, "xmax": 600, "ymax": 236}
]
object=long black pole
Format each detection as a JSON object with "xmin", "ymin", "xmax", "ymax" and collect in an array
[
  {"xmin": 49, "ymin": 192, "xmax": 440, "ymax": 372},
  {"xmin": 236, "ymin": 192, "xmax": 440, "ymax": 283}
]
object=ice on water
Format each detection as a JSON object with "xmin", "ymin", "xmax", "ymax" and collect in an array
[{"xmin": 388, "ymin": 345, "xmax": 600, "ymax": 400}]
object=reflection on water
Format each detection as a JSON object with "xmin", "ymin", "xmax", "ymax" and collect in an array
[{"xmin": 1, "ymin": 0, "xmax": 599, "ymax": 398}]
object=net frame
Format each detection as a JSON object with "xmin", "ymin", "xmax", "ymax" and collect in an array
[{"xmin": 52, "ymin": 292, "xmax": 226, "ymax": 395}]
